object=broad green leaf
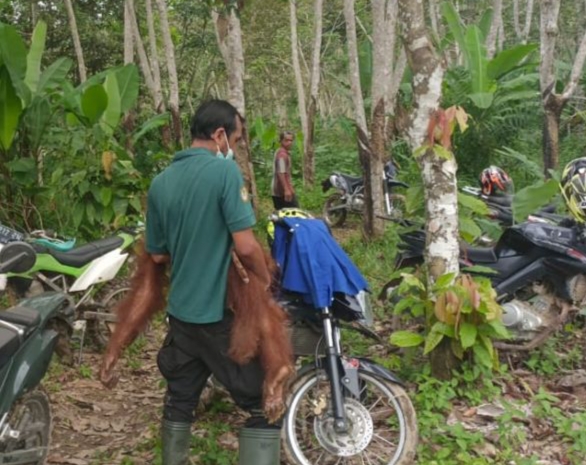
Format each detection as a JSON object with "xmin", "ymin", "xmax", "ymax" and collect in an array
[
  {"xmin": 458, "ymin": 192, "xmax": 491, "ymax": 215},
  {"xmin": 487, "ymin": 43, "xmax": 538, "ymax": 80},
  {"xmin": 101, "ymin": 73, "xmax": 121, "ymax": 134},
  {"xmin": 477, "ymin": 8, "xmax": 494, "ymax": 41},
  {"xmin": 433, "ymin": 145, "xmax": 453, "ymax": 160},
  {"xmin": 132, "ymin": 113, "xmax": 169, "ymax": 144},
  {"xmin": 459, "ymin": 322, "xmax": 478, "ymax": 349},
  {"xmin": 405, "ymin": 185, "xmax": 424, "ymax": 215},
  {"xmin": 7, "ymin": 157, "xmax": 35, "ymax": 173},
  {"xmin": 461, "ymin": 264, "xmax": 499, "ymax": 275},
  {"xmin": 492, "ymin": 90, "xmax": 539, "ymax": 106},
  {"xmin": 473, "ymin": 343, "xmax": 492, "ymax": 368},
  {"xmin": 423, "ymin": 330, "xmax": 444, "ymax": 355},
  {"xmin": 113, "ymin": 197, "xmax": 129, "ymax": 216},
  {"xmin": 24, "ymin": 21, "xmax": 47, "ymax": 94},
  {"xmin": 430, "ymin": 321, "xmax": 455, "ymax": 338},
  {"xmin": 0, "ymin": 23, "xmax": 29, "ymax": 103},
  {"xmin": 86, "ymin": 202, "xmax": 96, "ymax": 225},
  {"xmin": 0, "ymin": 67, "xmax": 23, "ymax": 151},
  {"xmin": 401, "ymin": 273, "xmax": 426, "ymax": 291},
  {"xmin": 73, "ymin": 203, "xmax": 85, "ymax": 228},
  {"xmin": 393, "ymin": 297, "xmax": 416, "ymax": 315},
  {"xmin": 487, "ymin": 320, "xmax": 510, "ymax": 339},
  {"xmin": 468, "ymin": 92, "xmax": 494, "ymax": 109},
  {"xmin": 51, "ymin": 167, "xmax": 64, "ymax": 184},
  {"xmin": 129, "ymin": 196, "xmax": 142, "ymax": 212},
  {"xmin": 102, "ymin": 207, "xmax": 114, "ymax": 225},
  {"xmin": 81, "ymin": 84, "xmax": 108, "ymax": 124},
  {"xmin": 440, "ymin": 2, "xmax": 466, "ymax": 54},
  {"xmin": 500, "ymin": 73, "xmax": 540, "ymax": 90},
  {"xmin": 494, "ymin": 147, "xmax": 542, "ymax": 179},
  {"xmin": 37, "ymin": 57, "xmax": 73, "ymax": 93},
  {"xmin": 465, "ymin": 26, "xmax": 490, "ymax": 95},
  {"xmin": 358, "ymin": 39, "xmax": 373, "ymax": 98},
  {"xmin": 459, "ymin": 215, "xmax": 482, "ymax": 242},
  {"xmin": 434, "ymin": 272, "xmax": 456, "ymax": 289},
  {"xmin": 101, "ymin": 187, "xmax": 113, "ymax": 206},
  {"xmin": 114, "ymin": 64, "xmax": 139, "ymax": 113},
  {"xmin": 22, "ymin": 96, "xmax": 51, "ymax": 152},
  {"xmin": 389, "ymin": 331, "xmax": 424, "ymax": 348},
  {"xmin": 512, "ymin": 179, "xmax": 559, "ymax": 223}
]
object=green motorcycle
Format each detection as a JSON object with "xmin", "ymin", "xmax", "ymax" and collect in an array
[
  {"xmin": 0, "ymin": 242, "xmax": 72, "ymax": 465},
  {"xmin": 0, "ymin": 228, "xmax": 139, "ymax": 358}
]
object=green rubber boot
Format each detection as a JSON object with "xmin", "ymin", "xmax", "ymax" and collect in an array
[
  {"xmin": 238, "ymin": 428, "xmax": 281, "ymax": 465},
  {"xmin": 162, "ymin": 420, "xmax": 191, "ymax": 465}
]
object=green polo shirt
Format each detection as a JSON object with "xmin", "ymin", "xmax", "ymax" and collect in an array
[{"xmin": 146, "ymin": 147, "xmax": 255, "ymax": 323}]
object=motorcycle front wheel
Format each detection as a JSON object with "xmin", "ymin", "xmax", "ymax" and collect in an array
[
  {"xmin": 323, "ymin": 193, "xmax": 348, "ymax": 227},
  {"xmin": 0, "ymin": 388, "xmax": 52, "ymax": 465},
  {"xmin": 283, "ymin": 368, "xmax": 418, "ymax": 465}
]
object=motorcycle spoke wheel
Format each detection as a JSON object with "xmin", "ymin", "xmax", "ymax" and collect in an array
[
  {"xmin": 1, "ymin": 388, "xmax": 52, "ymax": 465},
  {"xmin": 323, "ymin": 194, "xmax": 348, "ymax": 228},
  {"xmin": 88, "ymin": 282, "xmax": 130, "ymax": 350},
  {"xmin": 284, "ymin": 369, "xmax": 417, "ymax": 465}
]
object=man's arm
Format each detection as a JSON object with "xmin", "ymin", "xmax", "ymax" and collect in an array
[
  {"xmin": 277, "ymin": 172, "xmax": 294, "ymax": 201},
  {"xmin": 232, "ymin": 229, "xmax": 271, "ymax": 288}
]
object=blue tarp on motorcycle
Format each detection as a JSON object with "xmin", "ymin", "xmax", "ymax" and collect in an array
[{"xmin": 271, "ymin": 217, "xmax": 368, "ymax": 308}]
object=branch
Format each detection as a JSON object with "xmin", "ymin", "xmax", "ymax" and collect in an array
[{"xmin": 562, "ymin": 28, "xmax": 586, "ymax": 100}]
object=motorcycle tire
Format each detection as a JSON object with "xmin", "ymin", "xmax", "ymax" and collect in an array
[
  {"xmin": 323, "ymin": 193, "xmax": 348, "ymax": 228},
  {"xmin": 0, "ymin": 388, "xmax": 52, "ymax": 465},
  {"xmin": 88, "ymin": 279, "xmax": 130, "ymax": 350},
  {"xmin": 283, "ymin": 368, "xmax": 418, "ymax": 465}
]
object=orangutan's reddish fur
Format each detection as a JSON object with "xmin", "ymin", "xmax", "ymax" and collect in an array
[{"xmin": 100, "ymin": 245, "xmax": 293, "ymax": 422}]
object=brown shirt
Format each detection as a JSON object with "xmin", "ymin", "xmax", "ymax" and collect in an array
[{"xmin": 271, "ymin": 147, "xmax": 291, "ymax": 197}]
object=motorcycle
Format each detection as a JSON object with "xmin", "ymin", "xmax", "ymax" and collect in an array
[
  {"xmin": 271, "ymin": 216, "xmax": 418, "ymax": 464},
  {"xmin": 0, "ymin": 225, "xmax": 139, "ymax": 356},
  {"xmin": 389, "ymin": 220, "xmax": 586, "ymax": 350},
  {"xmin": 322, "ymin": 162, "xmax": 408, "ymax": 227},
  {"xmin": 0, "ymin": 242, "xmax": 71, "ymax": 465}
]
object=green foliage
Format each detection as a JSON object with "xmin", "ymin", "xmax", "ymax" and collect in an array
[
  {"xmin": 512, "ymin": 179, "xmax": 559, "ymax": 223},
  {"xmin": 390, "ymin": 272, "xmax": 508, "ymax": 369}
]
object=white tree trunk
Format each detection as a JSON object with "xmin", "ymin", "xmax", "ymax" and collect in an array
[
  {"xmin": 514, "ymin": 0, "xmax": 535, "ymax": 43},
  {"xmin": 154, "ymin": 0, "xmax": 182, "ymax": 143},
  {"xmin": 486, "ymin": 0, "xmax": 503, "ymax": 59},
  {"xmin": 398, "ymin": 0, "xmax": 458, "ymax": 279},
  {"xmin": 539, "ymin": 0, "xmax": 560, "ymax": 94},
  {"xmin": 123, "ymin": 0, "xmax": 134, "ymax": 64},
  {"xmin": 212, "ymin": 6, "xmax": 258, "ymax": 211},
  {"xmin": 145, "ymin": 0, "xmax": 165, "ymax": 112},
  {"xmin": 388, "ymin": 48, "xmax": 407, "ymax": 116},
  {"xmin": 289, "ymin": 0, "xmax": 308, "ymax": 147},
  {"xmin": 303, "ymin": 0, "xmax": 323, "ymax": 187},
  {"xmin": 64, "ymin": 0, "xmax": 86, "ymax": 82},
  {"xmin": 127, "ymin": 0, "xmax": 156, "ymax": 100},
  {"xmin": 523, "ymin": 0, "xmax": 535, "ymax": 43},
  {"xmin": 428, "ymin": 0, "xmax": 440, "ymax": 39}
]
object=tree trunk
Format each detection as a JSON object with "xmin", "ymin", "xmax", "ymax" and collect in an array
[
  {"xmin": 213, "ymin": 7, "xmax": 258, "ymax": 213},
  {"xmin": 399, "ymin": 0, "xmax": 459, "ymax": 378},
  {"xmin": 289, "ymin": 0, "xmax": 309, "ymax": 176},
  {"xmin": 513, "ymin": 0, "xmax": 534, "ymax": 43},
  {"xmin": 486, "ymin": 0, "xmax": 503, "ymax": 59},
  {"xmin": 368, "ymin": 0, "xmax": 388, "ymax": 237},
  {"xmin": 155, "ymin": 0, "xmax": 183, "ymax": 146},
  {"xmin": 123, "ymin": 0, "xmax": 134, "ymax": 65},
  {"xmin": 539, "ymin": 0, "xmax": 586, "ymax": 173},
  {"xmin": 63, "ymin": 0, "xmax": 86, "ymax": 82},
  {"xmin": 303, "ymin": 0, "xmax": 323, "ymax": 188},
  {"xmin": 145, "ymin": 0, "xmax": 164, "ymax": 111}
]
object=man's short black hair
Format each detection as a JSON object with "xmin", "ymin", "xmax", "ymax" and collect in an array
[
  {"xmin": 190, "ymin": 100, "xmax": 242, "ymax": 140},
  {"xmin": 280, "ymin": 131, "xmax": 294, "ymax": 142}
]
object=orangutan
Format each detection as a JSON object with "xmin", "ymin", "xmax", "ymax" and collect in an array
[{"xmin": 99, "ymin": 244, "xmax": 293, "ymax": 423}]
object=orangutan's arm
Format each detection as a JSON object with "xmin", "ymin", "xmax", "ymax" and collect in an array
[
  {"xmin": 151, "ymin": 254, "xmax": 170, "ymax": 264},
  {"xmin": 232, "ymin": 229, "xmax": 271, "ymax": 288}
]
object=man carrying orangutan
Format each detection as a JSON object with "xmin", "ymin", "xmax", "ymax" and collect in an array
[{"xmin": 146, "ymin": 100, "xmax": 281, "ymax": 465}]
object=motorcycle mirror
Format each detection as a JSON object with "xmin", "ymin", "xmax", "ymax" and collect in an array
[{"xmin": 0, "ymin": 241, "xmax": 36, "ymax": 273}]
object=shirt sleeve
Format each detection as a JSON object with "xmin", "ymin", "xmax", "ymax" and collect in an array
[
  {"xmin": 276, "ymin": 150, "xmax": 288, "ymax": 174},
  {"xmin": 145, "ymin": 183, "xmax": 168, "ymax": 255},
  {"xmin": 221, "ymin": 161, "xmax": 256, "ymax": 233}
]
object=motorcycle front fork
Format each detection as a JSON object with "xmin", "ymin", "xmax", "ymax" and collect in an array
[{"xmin": 321, "ymin": 307, "xmax": 349, "ymax": 433}]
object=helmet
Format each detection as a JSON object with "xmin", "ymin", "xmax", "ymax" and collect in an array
[
  {"xmin": 561, "ymin": 157, "xmax": 586, "ymax": 223},
  {"xmin": 479, "ymin": 166, "xmax": 513, "ymax": 196},
  {"xmin": 266, "ymin": 208, "xmax": 314, "ymax": 244}
]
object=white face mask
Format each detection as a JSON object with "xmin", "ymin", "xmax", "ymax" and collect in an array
[{"xmin": 216, "ymin": 131, "xmax": 234, "ymax": 160}]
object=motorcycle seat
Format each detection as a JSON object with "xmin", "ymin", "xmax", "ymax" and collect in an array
[
  {"xmin": 340, "ymin": 174, "xmax": 363, "ymax": 190},
  {"xmin": 36, "ymin": 236, "xmax": 125, "ymax": 268},
  {"xmin": 460, "ymin": 245, "xmax": 498, "ymax": 264},
  {"xmin": 0, "ymin": 326, "xmax": 19, "ymax": 371},
  {"xmin": 0, "ymin": 306, "xmax": 41, "ymax": 329}
]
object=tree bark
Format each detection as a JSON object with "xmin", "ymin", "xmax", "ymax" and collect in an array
[
  {"xmin": 155, "ymin": 0, "xmax": 183, "ymax": 145},
  {"xmin": 486, "ymin": 0, "xmax": 503, "ymax": 59},
  {"xmin": 123, "ymin": 0, "xmax": 134, "ymax": 65},
  {"xmin": 513, "ymin": 0, "xmax": 534, "ymax": 43},
  {"xmin": 303, "ymin": 0, "xmax": 323, "ymax": 188},
  {"xmin": 145, "ymin": 0, "xmax": 165, "ymax": 113},
  {"xmin": 539, "ymin": 0, "xmax": 586, "ymax": 174},
  {"xmin": 289, "ymin": 0, "xmax": 308, "ymax": 173},
  {"xmin": 63, "ymin": 0, "xmax": 87, "ymax": 82},
  {"xmin": 213, "ymin": 6, "xmax": 258, "ymax": 213},
  {"xmin": 399, "ymin": 0, "xmax": 459, "ymax": 378}
]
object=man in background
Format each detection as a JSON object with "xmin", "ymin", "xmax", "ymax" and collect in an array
[{"xmin": 271, "ymin": 131, "xmax": 298, "ymax": 209}]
